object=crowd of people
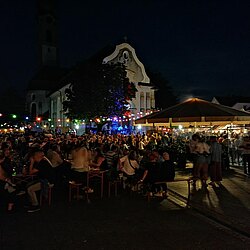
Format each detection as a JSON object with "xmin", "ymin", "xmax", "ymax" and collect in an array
[{"xmin": 0, "ymin": 130, "xmax": 249, "ymax": 213}]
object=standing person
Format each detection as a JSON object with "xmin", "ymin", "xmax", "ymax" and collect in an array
[
  {"xmin": 239, "ymin": 136, "xmax": 250, "ymax": 175},
  {"xmin": 189, "ymin": 134, "xmax": 200, "ymax": 186},
  {"xmin": 189, "ymin": 134, "xmax": 200, "ymax": 165},
  {"xmin": 193, "ymin": 137, "xmax": 210, "ymax": 188},
  {"xmin": 26, "ymin": 149, "xmax": 55, "ymax": 212},
  {"xmin": 234, "ymin": 135, "xmax": 242, "ymax": 165},
  {"xmin": 209, "ymin": 136, "xmax": 222, "ymax": 187}
]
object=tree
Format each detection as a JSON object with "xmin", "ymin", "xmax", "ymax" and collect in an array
[
  {"xmin": 147, "ymin": 70, "xmax": 177, "ymax": 109},
  {"xmin": 63, "ymin": 47, "xmax": 131, "ymax": 121}
]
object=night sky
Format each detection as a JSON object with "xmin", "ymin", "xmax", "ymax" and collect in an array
[{"xmin": 1, "ymin": 0, "xmax": 250, "ymax": 101}]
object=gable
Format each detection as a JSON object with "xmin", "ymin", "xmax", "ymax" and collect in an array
[{"xmin": 103, "ymin": 43, "xmax": 150, "ymax": 84}]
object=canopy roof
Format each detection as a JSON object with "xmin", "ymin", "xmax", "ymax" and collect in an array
[{"xmin": 135, "ymin": 98, "xmax": 250, "ymax": 126}]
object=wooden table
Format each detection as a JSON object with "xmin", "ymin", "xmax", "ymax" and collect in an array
[
  {"xmin": 87, "ymin": 169, "xmax": 108, "ymax": 199},
  {"xmin": 12, "ymin": 174, "xmax": 36, "ymax": 185}
]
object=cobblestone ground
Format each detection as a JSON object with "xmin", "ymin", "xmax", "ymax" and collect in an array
[
  {"xmin": 169, "ymin": 166, "xmax": 250, "ymax": 236},
  {"xmin": 1, "ymin": 184, "xmax": 250, "ymax": 250}
]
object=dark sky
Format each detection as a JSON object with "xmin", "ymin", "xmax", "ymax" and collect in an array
[{"xmin": 1, "ymin": 0, "xmax": 250, "ymax": 100}]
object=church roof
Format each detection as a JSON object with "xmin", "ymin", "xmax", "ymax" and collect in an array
[
  {"xmin": 59, "ymin": 45, "xmax": 115, "ymax": 83},
  {"xmin": 27, "ymin": 66, "xmax": 68, "ymax": 91}
]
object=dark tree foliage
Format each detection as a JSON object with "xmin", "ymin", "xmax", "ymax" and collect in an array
[
  {"xmin": 125, "ymin": 82, "xmax": 137, "ymax": 100},
  {"xmin": 147, "ymin": 70, "xmax": 177, "ymax": 109},
  {"xmin": 63, "ymin": 48, "xmax": 130, "ymax": 120}
]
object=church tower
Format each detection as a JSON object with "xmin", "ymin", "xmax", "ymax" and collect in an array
[
  {"xmin": 26, "ymin": 0, "xmax": 65, "ymax": 121},
  {"xmin": 37, "ymin": 0, "xmax": 58, "ymax": 66}
]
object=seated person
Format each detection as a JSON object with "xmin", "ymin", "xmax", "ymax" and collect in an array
[
  {"xmin": 70, "ymin": 146, "xmax": 90, "ymax": 187},
  {"xmin": 105, "ymin": 145, "xmax": 119, "ymax": 170},
  {"xmin": 0, "ymin": 147, "xmax": 14, "ymax": 178},
  {"xmin": 119, "ymin": 150, "xmax": 139, "ymax": 176},
  {"xmin": 69, "ymin": 146, "xmax": 93, "ymax": 194},
  {"xmin": 139, "ymin": 154, "xmax": 161, "ymax": 195},
  {"xmin": 140, "ymin": 152, "xmax": 175, "ymax": 196},
  {"xmin": 160, "ymin": 152, "xmax": 175, "ymax": 181},
  {"xmin": 89, "ymin": 148, "xmax": 107, "ymax": 170},
  {"xmin": 119, "ymin": 150, "xmax": 140, "ymax": 187},
  {"xmin": 47, "ymin": 144, "xmax": 63, "ymax": 168},
  {"xmin": 26, "ymin": 149, "xmax": 55, "ymax": 213},
  {"xmin": 0, "ymin": 165, "xmax": 17, "ymax": 212},
  {"xmin": 156, "ymin": 152, "xmax": 175, "ymax": 195}
]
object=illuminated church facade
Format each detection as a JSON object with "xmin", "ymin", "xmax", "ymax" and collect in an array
[{"xmin": 26, "ymin": 0, "xmax": 156, "ymax": 132}]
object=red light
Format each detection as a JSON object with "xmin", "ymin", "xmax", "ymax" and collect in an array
[{"xmin": 36, "ymin": 117, "xmax": 41, "ymax": 122}]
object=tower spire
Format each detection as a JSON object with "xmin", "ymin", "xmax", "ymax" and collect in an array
[{"xmin": 37, "ymin": 0, "xmax": 58, "ymax": 67}]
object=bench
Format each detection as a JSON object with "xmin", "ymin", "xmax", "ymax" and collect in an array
[{"xmin": 146, "ymin": 178, "xmax": 192, "ymax": 205}]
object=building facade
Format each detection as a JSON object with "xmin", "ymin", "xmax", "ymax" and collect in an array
[
  {"xmin": 26, "ymin": 0, "xmax": 63, "ymax": 121},
  {"xmin": 49, "ymin": 84, "xmax": 70, "ymax": 130},
  {"xmin": 27, "ymin": 1, "xmax": 156, "ymax": 132},
  {"xmin": 103, "ymin": 43, "xmax": 156, "ymax": 117},
  {"xmin": 47, "ymin": 42, "xmax": 156, "ymax": 130}
]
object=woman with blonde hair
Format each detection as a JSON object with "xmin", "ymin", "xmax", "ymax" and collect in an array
[{"xmin": 70, "ymin": 146, "xmax": 90, "ymax": 185}]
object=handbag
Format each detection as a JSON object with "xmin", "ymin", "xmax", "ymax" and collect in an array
[{"xmin": 128, "ymin": 159, "xmax": 143, "ymax": 178}]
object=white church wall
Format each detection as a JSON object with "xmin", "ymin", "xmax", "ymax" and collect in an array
[{"xmin": 103, "ymin": 43, "xmax": 155, "ymax": 116}]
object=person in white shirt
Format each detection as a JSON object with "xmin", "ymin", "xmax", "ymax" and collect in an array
[
  {"xmin": 193, "ymin": 137, "xmax": 210, "ymax": 188},
  {"xmin": 70, "ymin": 146, "xmax": 90, "ymax": 186},
  {"xmin": 71, "ymin": 146, "xmax": 90, "ymax": 173},
  {"xmin": 47, "ymin": 144, "xmax": 63, "ymax": 168},
  {"xmin": 119, "ymin": 150, "xmax": 139, "ymax": 176}
]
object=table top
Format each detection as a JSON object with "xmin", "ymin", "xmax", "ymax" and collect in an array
[
  {"xmin": 88, "ymin": 169, "xmax": 109, "ymax": 173},
  {"xmin": 12, "ymin": 174, "xmax": 36, "ymax": 178}
]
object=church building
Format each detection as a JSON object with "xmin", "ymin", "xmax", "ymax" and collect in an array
[
  {"xmin": 26, "ymin": 0, "xmax": 156, "ymax": 132},
  {"xmin": 103, "ymin": 43, "xmax": 156, "ymax": 116},
  {"xmin": 26, "ymin": 0, "xmax": 66, "ymax": 122},
  {"xmin": 48, "ymin": 42, "xmax": 156, "ymax": 130}
]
